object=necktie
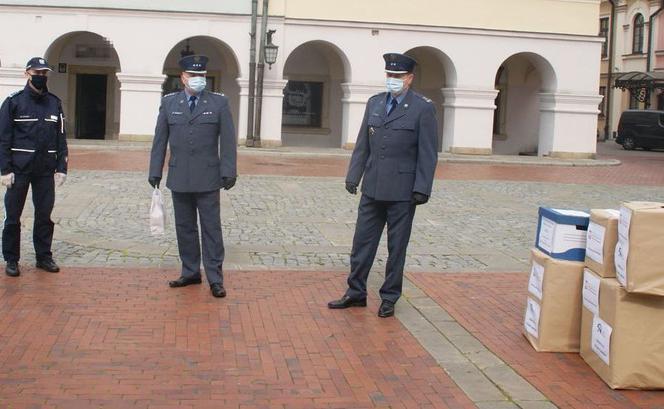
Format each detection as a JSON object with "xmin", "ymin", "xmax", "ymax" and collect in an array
[
  {"xmin": 189, "ymin": 95, "xmax": 197, "ymax": 113},
  {"xmin": 388, "ymin": 98, "xmax": 398, "ymax": 116}
]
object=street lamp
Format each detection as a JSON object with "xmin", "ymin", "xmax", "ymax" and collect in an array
[{"xmin": 264, "ymin": 29, "xmax": 278, "ymax": 69}]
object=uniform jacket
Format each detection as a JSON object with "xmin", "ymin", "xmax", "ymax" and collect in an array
[
  {"xmin": 149, "ymin": 90, "xmax": 237, "ymax": 193},
  {"xmin": 0, "ymin": 83, "xmax": 68, "ymax": 176},
  {"xmin": 346, "ymin": 89, "xmax": 438, "ymax": 202}
]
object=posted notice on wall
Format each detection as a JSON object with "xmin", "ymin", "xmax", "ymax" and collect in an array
[
  {"xmin": 524, "ymin": 298, "xmax": 541, "ymax": 339},
  {"xmin": 615, "ymin": 238, "xmax": 629, "ymax": 287},
  {"xmin": 582, "ymin": 269, "xmax": 601, "ymax": 316},
  {"xmin": 528, "ymin": 261, "xmax": 544, "ymax": 300},
  {"xmin": 586, "ymin": 221, "xmax": 606, "ymax": 264},
  {"xmin": 591, "ymin": 315, "xmax": 613, "ymax": 366}
]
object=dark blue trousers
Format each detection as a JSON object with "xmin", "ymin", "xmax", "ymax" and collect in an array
[
  {"xmin": 345, "ymin": 194, "xmax": 416, "ymax": 303},
  {"xmin": 171, "ymin": 190, "xmax": 224, "ymax": 285},
  {"xmin": 2, "ymin": 173, "xmax": 55, "ymax": 262}
]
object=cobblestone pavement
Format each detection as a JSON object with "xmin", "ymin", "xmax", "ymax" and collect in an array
[{"xmin": 4, "ymin": 167, "xmax": 661, "ymax": 272}]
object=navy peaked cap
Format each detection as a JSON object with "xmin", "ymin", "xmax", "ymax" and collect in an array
[
  {"xmin": 383, "ymin": 53, "xmax": 416, "ymax": 74},
  {"xmin": 26, "ymin": 57, "xmax": 51, "ymax": 71},
  {"xmin": 179, "ymin": 55, "xmax": 209, "ymax": 73}
]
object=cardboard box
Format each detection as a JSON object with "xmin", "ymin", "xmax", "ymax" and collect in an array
[
  {"xmin": 580, "ymin": 268, "xmax": 664, "ymax": 389},
  {"xmin": 523, "ymin": 248, "xmax": 584, "ymax": 352},
  {"xmin": 585, "ymin": 209, "xmax": 620, "ymax": 278},
  {"xmin": 614, "ymin": 202, "xmax": 664, "ymax": 296},
  {"xmin": 535, "ymin": 207, "xmax": 589, "ymax": 261}
]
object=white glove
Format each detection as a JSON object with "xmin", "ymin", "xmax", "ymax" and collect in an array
[
  {"xmin": 55, "ymin": 172, "xmax": 67, "ymax": 187},
  {"xmin": 1, "ymin": 173, "xmax": 14, "ymax": 188}
]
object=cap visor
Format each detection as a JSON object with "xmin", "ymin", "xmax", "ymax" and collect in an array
[
  {"xmin": 27, "ymin": 66, "xmax": 52, "ymax": 71},
  {"xmin": 385, "ymin": 69, "xmax": 408, "ymax": 74},
  {"xmin": 185, "ymin": 70, "xmax": 207, "ymax": 74}
]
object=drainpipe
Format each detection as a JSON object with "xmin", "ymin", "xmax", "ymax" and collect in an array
[
  {"xmin": 246, "ymin": 0, "xmax": 258, "ymax": 147},
  {"xmin": 604, "ymin": 0, "xmax": 617, "ymax": 140},
  {"xmin": 646, "ymin": 0, "xmax": 664, "ymax": 109},
  {"xmin": 647, "ymin": 0, "xmax": 664, "ymax": 72},
  {"xmin": 253, "ymin": 0, "xmax": 269, "ymax": 148}
]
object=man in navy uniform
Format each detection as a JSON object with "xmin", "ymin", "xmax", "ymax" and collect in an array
[
  {"xmin": 0, "ymin": 57, "xmax": 68, "ymax": 277},
  {"xmin": 149, "ymin": 55, "xmax": 237, "ymax": 298},
  {"xmin": 328, "ymin": 53, "xmax": 438, "ymax": 317}
]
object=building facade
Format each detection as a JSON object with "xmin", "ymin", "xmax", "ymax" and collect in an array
[
  {"xmin": 598, "ymin": 0, "xmax": 664, "ymax": 139},
  {"xmin": 0, "ymin": 0, "xmax": 603, "ymax": 157}
]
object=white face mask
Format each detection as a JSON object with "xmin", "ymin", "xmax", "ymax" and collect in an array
[
  {"xmin": 386, "ymin": 77, "xmax": 405, "ymax": 95},
  {"xmin": 187, "ymin": 76, "xmax": 206, "ymax": 93}
]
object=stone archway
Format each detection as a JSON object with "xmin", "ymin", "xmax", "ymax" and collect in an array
[
  {"xmin": 492, "ymin": 52, "xmax": 557, "ymax": 155},
  {"xmin": 45, "ymin": 31, "xmax": 122, "ymax": 139},
  {"xmin": 282, "ymin": 40, "xmax": 350, "ymax": 148},
  {"xmin": 162, "ymin": 36, "xmax": 241, "ymax": 128},
  {"xmin": 404, "ymin": 47, "xmax": 456, "ymax": 152}
]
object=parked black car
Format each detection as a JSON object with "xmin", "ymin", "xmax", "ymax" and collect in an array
[{"xmin": 616, "ymin": 110, "xmax": 664, "ymax": 150}]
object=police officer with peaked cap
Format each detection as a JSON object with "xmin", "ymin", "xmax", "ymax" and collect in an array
[
  {"xmin": 149, "ymin": 54, "xmax": 237, "ymax": 298},
  {"xmin": 328, "ymin": 53, "xmax": 438, "ymax": 317},
  {"xmin": 0, "ymin": 57, "xmax": 68, "ymax": 277}
]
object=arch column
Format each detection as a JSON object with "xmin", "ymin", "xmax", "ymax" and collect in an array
[
  {"xmin": 256, "ymin": 79, "xmax": 287, "ymax": 148},
  {"xmin": 539, "ymin": 93, "xmax": 603, "ymax": 158},
  {"xmin": 236, "ymin": 78, "xmax": 250, "ymax": 146},
  {"xmin": 341, "ymin": 83, "xmax": 384, "ymax": 149},
  {"xmin": 0, "ymin": 68, "xmax": 26, "ymax": 100},
  {"xmin": 441, "ymin": 88, "xmax": 498, "ymax": 154},
  {"xmin": 116, "ymin": 73, "xmax": 166, "ymax": 141}
]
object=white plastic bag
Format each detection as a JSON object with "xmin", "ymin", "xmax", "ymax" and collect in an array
[{"xmin": 149, "ymin": 187, "xmax": 165, "ymax": 235}]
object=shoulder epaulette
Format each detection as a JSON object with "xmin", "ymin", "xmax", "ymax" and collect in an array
[
  {"xmin": 211, "ymin": 91, "xmax": 225, "ymax": 96},
  {"xmin": 418, "ymin": 94, "xmax": 433, "ymax": 104},
  {"xmin": 7, "ymin": 90, "xmax": 23, "ymax": 99},
  {"xmin": 163, "ymin": 92, "xmax": 178, "ymax": 98},
  {"xmin": 369, "ymin": 93, "xmax": 385, "ymax": 101},
  {"xmin": 47, "ymin": 91, "xmax": 62, "ymax": 101}
]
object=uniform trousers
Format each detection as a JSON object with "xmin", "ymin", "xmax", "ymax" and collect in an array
[
  {"xmin": 171, "ymin": 190, "xmax": 224, "ymax": 285},
  {"xmin": 2, "ymin": 173, "xmax": 55, "ymax": 262},
  {"xmin": 345, "ymin": 194, "xmax": 417, "ymax": 303}
]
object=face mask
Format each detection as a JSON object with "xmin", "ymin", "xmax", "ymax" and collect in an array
[
  {"xmin": 386, "ymin": 77, "xmax": 404, "ymax": 95},
  {"xmin": 30, "ymin": 74, "xmax": 48, "ymax": 91},
  {"xmin": 187, "ymin": 76, "xmax": 206, "ymax": 93}
]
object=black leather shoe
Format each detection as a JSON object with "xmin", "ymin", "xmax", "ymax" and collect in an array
[
  {"xmin": 5, "ymin": 261, "xmax": 20, "ymax": 277},
  {"xmin": 168, "ymin": 276, "xmax": 202, "ymax": 288},
  {"xmin": 210, "ymin": 283, "xmax": 226, "ymax": 298},
  {"xmin": 36, "ymin": 259, "xmax": 60, "ymax": 273},
  {"xmin": 327, "ymin": 295, "xmax": 367, "ymax": 309},
  {"xmin": 378, "ymin": 301, "xmax": 395, "ymax": 318}
]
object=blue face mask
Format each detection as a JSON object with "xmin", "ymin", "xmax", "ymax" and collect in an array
[
  {"xmin": 386, "ymin": 77, "xmax": 404, "ymax": 95},
  {"xmin": 187, "ymin": 76, "xmax": 206, "ymax": 93}
]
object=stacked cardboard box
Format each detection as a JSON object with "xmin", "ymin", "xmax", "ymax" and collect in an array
[
  {"xmin": 580, "ymin": 202, "xmax": 664, "ymax": 389},
  {"xmin": 580, "ymin": 269, "xmax": 664, "ymax": 389},
  {"xmin": 523, "ymin": 208, "xmax": 588, "ymax": 352}
]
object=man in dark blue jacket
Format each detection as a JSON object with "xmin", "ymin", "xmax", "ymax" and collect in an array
[
  {"xmin": 328, "ymin": 53, "xmax": 438, "ymax": 317},
  {"xmin": 0, "ymin": 57, "xmax": 68, "ymax": 277}
]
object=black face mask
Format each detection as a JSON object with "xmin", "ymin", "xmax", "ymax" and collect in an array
[{"xmin": 30, "ymin": 75, "xmax": 48, "ymax": 91}]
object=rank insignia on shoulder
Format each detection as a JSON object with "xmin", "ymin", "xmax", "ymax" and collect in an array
[
  {"xmin": 171, "ymin": 112, "xmax": 183, "ymax": 115},
  {"xmin": 203, "ymin": 111, "xmax": 213, "ymax": 115},
  {"xmin": 163, "ymin": 92, "xmax": 178, "ymax": 98},
  {"xmin": 369, "ymin": 127, "xmax": 375, "ymax": 136}
]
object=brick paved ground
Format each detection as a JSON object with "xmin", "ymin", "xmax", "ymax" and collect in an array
[
  {"xmin": 0, "ymin": 267, "xmax": 475, "ymax": 409},
  {"xmin": 69, "ymin": 143, "xmax": 664, "ymax": 186},
  {"xmin": 408, "ymin": 272, "xmax": 664, "ymax": 409}
]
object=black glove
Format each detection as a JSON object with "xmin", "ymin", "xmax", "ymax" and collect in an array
[
  {"xmin": 411, "ymin": 192, "xmax": 429, "ymax": 205},
  {"xmin": 148, "ymin": 176, "xmax": 161, "ymax": 188},
  {"xmin": 345, "ymin": 182, "xmax": 357, "ymax": 195},
  {"xmin": 222, "ymin": 177, "xmax": 236, "ymax": 190}
]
